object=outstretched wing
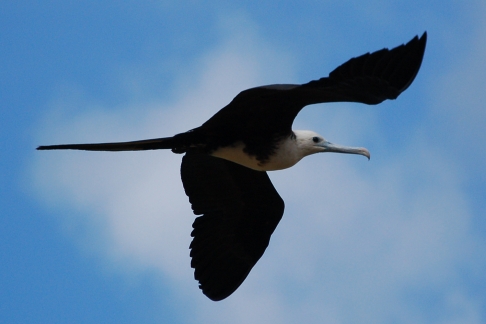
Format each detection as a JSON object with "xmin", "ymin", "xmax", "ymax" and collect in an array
[
  {"xmin": 201, "ymin": 32, "xmax": 427, "ymax": 137},
  {"xmin": 181, "ymin": 151, "xmax": 285, "ymax": 301},
  {"xmin": 295, "ymin": 32, "xmax": 427, "ymax": 106}
]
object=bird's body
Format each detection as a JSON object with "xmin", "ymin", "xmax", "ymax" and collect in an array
[
  {"xmin": 211, "ymin": 130, "xmax": 354, "ymax": 171},
  {"xmin": 38, "ymin": 33, "xmax": 427, "ymax": 301}
]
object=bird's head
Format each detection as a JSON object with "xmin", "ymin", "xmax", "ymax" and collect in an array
[{"xmin": 294, "ymin": 130, "xmax": 370, "ymax": 160}]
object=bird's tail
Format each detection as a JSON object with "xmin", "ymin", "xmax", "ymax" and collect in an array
[{"xmin": 36, "ymin": 136, "xmax": 176, "ymax": 151}]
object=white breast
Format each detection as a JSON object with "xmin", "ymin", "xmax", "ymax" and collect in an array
[{"xmin": 211, "ymin": 137, "xmax": 303, "ymax": 171}]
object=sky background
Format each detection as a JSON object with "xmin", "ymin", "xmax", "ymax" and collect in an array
[{"xmin": 2, "ymin": 1, "xmax": 486, "ymax": 323}]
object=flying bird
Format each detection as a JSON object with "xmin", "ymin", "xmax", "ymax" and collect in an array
[{"xmin": 37, "ymin": 32, "xmax": 427, "ymax": 301}]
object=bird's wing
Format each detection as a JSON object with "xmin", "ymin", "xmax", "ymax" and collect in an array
[
  {"xmin": 202, "ymin": 32, "xmax": 427, "ymax": 135},
  {"xmin": 181, "ymin": 151, "xmax": 285, "ymax": 301},
  {"xmin": 294, "ymin": 31, "xmax": 427, "ymax": 106}
]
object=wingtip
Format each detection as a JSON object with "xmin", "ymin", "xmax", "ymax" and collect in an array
[
  {"xmin": 413, "ymin": 31, "xmax": 427, "ymax": 55},
  {"xmin": 408, "ymin": 31, "xmax": 427, "ymax": 52},
  {"xmin": 419, "ymin": 31, "xmax": 427, "ymax": 50},
  {"xmin": 392, "ymin": 31, "xmax": 427, "ymax": 95}
]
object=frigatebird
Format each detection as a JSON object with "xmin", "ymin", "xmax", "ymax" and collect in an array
[{"xmin": 37, "ymin": 32, "xmax": 427, "ymax": 301}]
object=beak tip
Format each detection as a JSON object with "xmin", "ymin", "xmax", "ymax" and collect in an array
[{"xmin": 362, "ymin": 149, "xmax": 371, "ymax": 160}]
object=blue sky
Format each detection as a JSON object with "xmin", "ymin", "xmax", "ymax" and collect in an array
[{"xmin": 2, "ymin": 1, "xmax": 486, "ymax": 323}]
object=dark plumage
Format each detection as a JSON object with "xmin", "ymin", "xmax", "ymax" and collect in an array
[{"xmin": 37, "ymin": 32, "xmax": 427, "ymax": 301}]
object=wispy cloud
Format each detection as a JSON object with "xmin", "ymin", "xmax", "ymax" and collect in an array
[{"xmin": 31, "ymin": 12, "xmax": 296, "ymax": 304}]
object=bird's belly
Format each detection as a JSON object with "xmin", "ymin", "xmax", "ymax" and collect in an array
[{"xmin": 211, "ymin": 142, "xmax": 300, "ymax": 171}]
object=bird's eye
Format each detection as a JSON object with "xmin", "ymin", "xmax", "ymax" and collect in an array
[{"xmin": 312, "ymin": 136, "xmax": 320, "ymax": 143}]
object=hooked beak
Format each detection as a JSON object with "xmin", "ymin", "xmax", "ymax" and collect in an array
[{"xmin": 319, "ymin": 141, "xmax": 370, "ymax": 160}]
